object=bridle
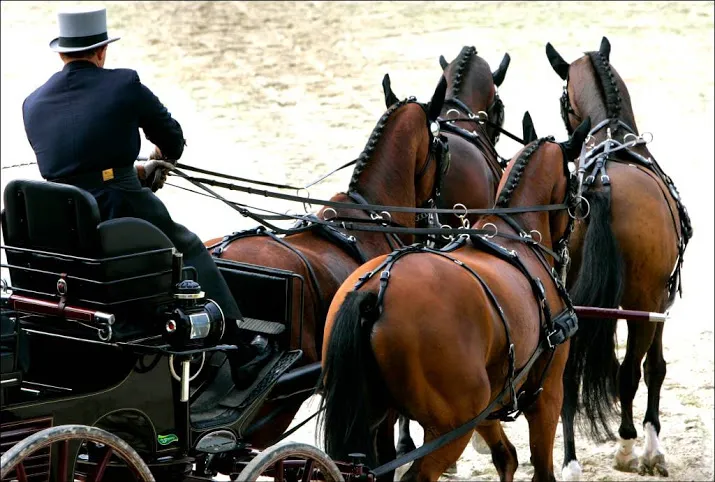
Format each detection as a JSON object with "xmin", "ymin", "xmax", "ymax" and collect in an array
[{"xmin": 351, "ymin": 97, "xmax": 450, "ymax": 235}]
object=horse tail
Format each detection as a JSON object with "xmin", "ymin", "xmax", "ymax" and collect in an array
[
  {"xmin": 567, "ymin": 188, "xmax": 624, "ymax": 441},
  {"xmin": 318, "ymin": 290, "xmax": 387, "ymax": 468}
]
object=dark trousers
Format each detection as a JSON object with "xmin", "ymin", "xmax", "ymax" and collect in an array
[{"xmin": 64, "ymin": 170, "xmax": 242, "ymax": 321}]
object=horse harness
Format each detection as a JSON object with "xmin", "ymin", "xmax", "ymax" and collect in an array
[
  {"xmin": 439, "ymin": 96, "xmax": 509, "ymax": 178},
  {"xmin": 209, "ymin": 98, "xmax": 451, "ymax": 322},
  {"xmin": 355, "ymin": 138, "xmax": 583, "ymax": 477},
  {"xmin": 569, "ymin": 114, "xmax": 693, "ymax": 297}
]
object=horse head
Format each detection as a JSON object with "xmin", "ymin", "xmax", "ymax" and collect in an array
[
  {"xmin": 545, "ymin": 37, "xmax": 637, "ymax": 138},
  {"xmin": 439, "ymin": 46, "xmax": 510, "ymax": 145},
  {"xmin": 350, "ymin": 75, "xmax": 448, "ymax": 236}
]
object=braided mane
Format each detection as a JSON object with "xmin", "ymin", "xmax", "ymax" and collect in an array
[
  {"xmin": 450, "ymin": 46, "xmax": 477, "ymax": 97},
  {"xmin": 348, "ymin": 98, "xmax": 414, "ymax": 191},
  {"xmin": 586, "ymin": 51, "xmax": 622, "ymax": 120},
  {"xmin": 495, "ymin": 137, "xmax": 554, "ymax": 207}
]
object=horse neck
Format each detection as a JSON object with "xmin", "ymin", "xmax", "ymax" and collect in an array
[
  {"xmin": 350, "ymin": 107, "xmax": 428, "ymax": 231},
  {"xmin": 578, "ymin": 58, "xmax": 640, "ymax": 144},
  {"xmin": 488, "ymin": 146, "xmax": 564, "ymax": 255}
]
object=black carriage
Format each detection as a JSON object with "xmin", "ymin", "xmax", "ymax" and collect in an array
[{"xmin": 0, "ymin": 179, "xmax": 357, "ymax": 481}]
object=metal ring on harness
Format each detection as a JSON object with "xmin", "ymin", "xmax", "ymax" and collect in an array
[
  {"xmin": 169, "ymin": 352, "xmax": 206, "ymax": 382},
  {"xmin": 322, "ymin": 207, "xmax": 337, "ymax": 221},
  {"xmin": 641, "ymin": 132, "xmax": 653, "ymax": 144},
  {"xmin": 476, "ymin": 111, "xmax": 489, "ymax": 124},
  {"xmin": 529, "ymin": 230, "xmax": 543, "ymax": 244},
  {"xmin": 441, "ymin": 224, "xmax": 455, "ymax": 241},
  {"xmin": 445, "ymin": 108, "xmax": 461, "ymax": 120},
  {"xmin": 297, "ymin": 187, "xmax": 312, "ymax": 213},
  {"xmin": 623, "ymin": 133, "xmax": 638, "ymax": 144},
  {"xmin": 568, "ymin": 196, "xmax": 591, "ymax": 220},
  {"xmin": 481, "ymin": 222, "xmax": 498, "ymax": 239},
  {"xmin": 453, "ymin": 203, "xmax": 470, "ymax": 229},
  {"xmin": 98, "ymin": 325, "xmax": 112, "ymax": 342}
]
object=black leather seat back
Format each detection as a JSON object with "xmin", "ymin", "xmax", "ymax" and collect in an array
[
  {"xmin": 97, "ymin": 218, "xmax": 175, "ymax": 303},
  {"xmin": 3, "ymin": 179, "xmax": 101, "ymax": 256},
  {"xmin": 2, "ymin": 180, "xmax": 175, "ymax": 310}
]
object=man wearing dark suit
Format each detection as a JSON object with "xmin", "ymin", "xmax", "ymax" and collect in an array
[{"xmin": 22, "ymin": 7, "xmax": 273, "ymax": 387}]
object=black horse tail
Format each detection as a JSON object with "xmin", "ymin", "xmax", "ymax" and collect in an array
[
  {"xmin": 318, "ymin": 290, "xmax": 387, "ymax": 468},
  {"xmin": 567, "ymin": 188, "xmax": 624, "ymax": 441}
]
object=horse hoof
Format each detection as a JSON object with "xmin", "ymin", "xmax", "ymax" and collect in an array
[
  {"xmin": 444, "ymin": 462, "xmax": 458, "ymax": 475},
  {"xmin": 614, "ymin": 452, "xmax": 639, "ymax": 473},
  {"xmin": 470, "ymin": 432, "xmax": 491, "ymax": 455},
  {"xmin": 639, "ymin": 453, "xmax": 669, "ymax": 477},
  {"xmin": 561, "ymin": 460, "xmax": 582, "ymax": 481}
]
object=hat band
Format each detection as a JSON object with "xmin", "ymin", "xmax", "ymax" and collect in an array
[{"xmin": 58, "ymin": 32, "xmax": 108, "ymax": 48}]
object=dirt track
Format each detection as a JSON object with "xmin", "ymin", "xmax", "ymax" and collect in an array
[{"xmin": 1, "ymin": 2, "xmax": 713, "ymax": 480}]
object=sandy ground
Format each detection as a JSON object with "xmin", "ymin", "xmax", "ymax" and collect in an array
[{"xmin": 1, "ymin": 2, "xmax": 713, "ymax": 481}]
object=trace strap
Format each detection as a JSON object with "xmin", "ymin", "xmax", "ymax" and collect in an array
[{"xmin": 170, "ymin": 169, "xmax": 567, "ymax": 217}]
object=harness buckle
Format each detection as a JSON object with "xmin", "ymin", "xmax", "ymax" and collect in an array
[
  {"xmin": 380, "ymin": 270, "xmax": 390, "ymax": 282},
  {"xmin": 600, "ymin": 174, "xmax": 611, "ymax": 185}
]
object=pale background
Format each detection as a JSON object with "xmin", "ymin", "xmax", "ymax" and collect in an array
[{"xmin": 1, "ymin": 2, "xmax": 713, "ymax": 480}]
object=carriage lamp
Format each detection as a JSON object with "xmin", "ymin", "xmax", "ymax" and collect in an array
[{"xmin": 164, "ymin": 279, "xmax": 225, "ymax": 348}]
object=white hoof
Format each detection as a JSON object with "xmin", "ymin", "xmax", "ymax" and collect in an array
[
  {"xmin": 613, "ymin": 437, "xmax": 640, "ymax": 473},
  {"xmin": 470, "ymin": 432, "xmax": 491, "ymax": 455},
  {"xmin": 639, "ymin": 422, "xmax": 669, "ymax": 476},
  {"xmin": 561, "ymin": 460, "xmax": 582, "ymax": 481}
]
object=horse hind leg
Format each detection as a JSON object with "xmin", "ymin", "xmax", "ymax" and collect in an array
[
  {"xmin": 474, "ymin": 420, "xmax": 518, "ymax": 482},
  {"xmin": 524, "ymin": 346, "xmax": 570, "ymax": 482},
  {"xmin": 614, "ymin": 319, "xmax": 657, "ymax": 473},
  {"xmin": 400, "ymin": 429, "xmax": 472, "ymax": 482},
  {"xmin": 639, "ymin": 321, "xmax": 669, "ymax": 477},
  {"xmin": 561, "ymin": 363, "xmax": 582, "ymax": 481}
]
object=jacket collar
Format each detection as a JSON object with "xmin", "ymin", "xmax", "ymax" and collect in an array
[{"xmin": 63, "ymin": 60, "xmax": 99, "ymax": 72}]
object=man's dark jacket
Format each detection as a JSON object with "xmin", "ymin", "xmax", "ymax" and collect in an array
[
  {"xmin": 21, "ymin": 60, "xmax": 241, "ymax": 321},
  {"xmin": 23, "ymin": 60, "xmax": 184, "ymax": 180}
]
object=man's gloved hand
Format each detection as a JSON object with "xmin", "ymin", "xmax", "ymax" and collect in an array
[{"xmin": 137, "ymin": 159, "xmax": 175, "ymax": 192}]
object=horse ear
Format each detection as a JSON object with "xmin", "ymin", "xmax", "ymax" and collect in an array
[
  {"xmin": 599, "ymin": 36, "xmax": 611, "ymax": 61},
  {"xmin": 545, "ymin": 42, "xmax": 570, "ymax": 80},
  {"xmin": 492, "ymin": 53, "xmax": 511, "ymax": 87},
  {"xmin": 382, "ymin": 73, "xmax": 399, "ymax": 108},
  {"xmin": 439, "ymin": 55, "xmax": 449, "ymax": 71},
  {"xmin": 522, "ymin": 111, "xmax": 538, "ymax": 144},
  {"xmin": 561, "ymin": 117, "xmax": 592, "ymax": 159},
  {"xmin": 427, "ymin": 75, "xmax": 448, "ymax": 121}
]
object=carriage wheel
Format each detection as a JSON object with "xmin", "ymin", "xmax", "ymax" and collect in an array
[
  {"xmin": 0, "ymin": 424, "xmax": 155, "ymax": 482},
  {"xmin": 237, "ymin": 442, "xmax": 345, "ymax": 482}
]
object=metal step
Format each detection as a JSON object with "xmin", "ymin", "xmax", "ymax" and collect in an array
[{"xmin": 236, "ymin": 317, "xmax": 286, "ymax": 335}]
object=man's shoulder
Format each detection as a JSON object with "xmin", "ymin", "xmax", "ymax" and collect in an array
[{"xmin": 102, "ymin": 67, "xmax": 141, "ymax": 84}]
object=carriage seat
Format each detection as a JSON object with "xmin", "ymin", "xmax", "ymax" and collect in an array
[{"xmin": 2, "ymin": 179, "xmax": 175, "ymax": 308}]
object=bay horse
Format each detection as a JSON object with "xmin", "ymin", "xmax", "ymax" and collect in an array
[
  {"xmin": 545, "ymin": 37, "xmax": 692, "ymax": 479},
  {"xmin": 382, "ymin": 46, "xmax": 511, "ymax": 234},
  {"xmin": 383, "ymin": 46, "xmax": 514, "ymax": 464},
  {"xmin": 201, "ymin": 77, "xmax": 449, "ymax": 450},
  {"xmin": 319, "ymin": 119, "xmax": 592, "ymax": 482}
]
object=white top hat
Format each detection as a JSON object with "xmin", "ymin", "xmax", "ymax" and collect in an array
[{"xmin": 49, "ymin": 6, "xmax": 120, "ymax": 53}]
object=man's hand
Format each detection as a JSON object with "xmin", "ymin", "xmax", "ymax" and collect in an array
[
  {"xmin": 149, "ymin": 146, "xmax": 165, "ymax": 160},
  {"xmin": 137, "ymin": 159, "xmax": 174, "ymax": 192}
]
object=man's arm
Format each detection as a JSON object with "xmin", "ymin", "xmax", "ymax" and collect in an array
[{"xmin": 133, "ymin": 72, "xmax": 186, "ymax": 160}]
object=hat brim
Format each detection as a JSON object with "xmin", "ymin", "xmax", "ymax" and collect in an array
[{"xmin": 49, "ymin": 36, "xmax": 120, "ymax": 53}]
